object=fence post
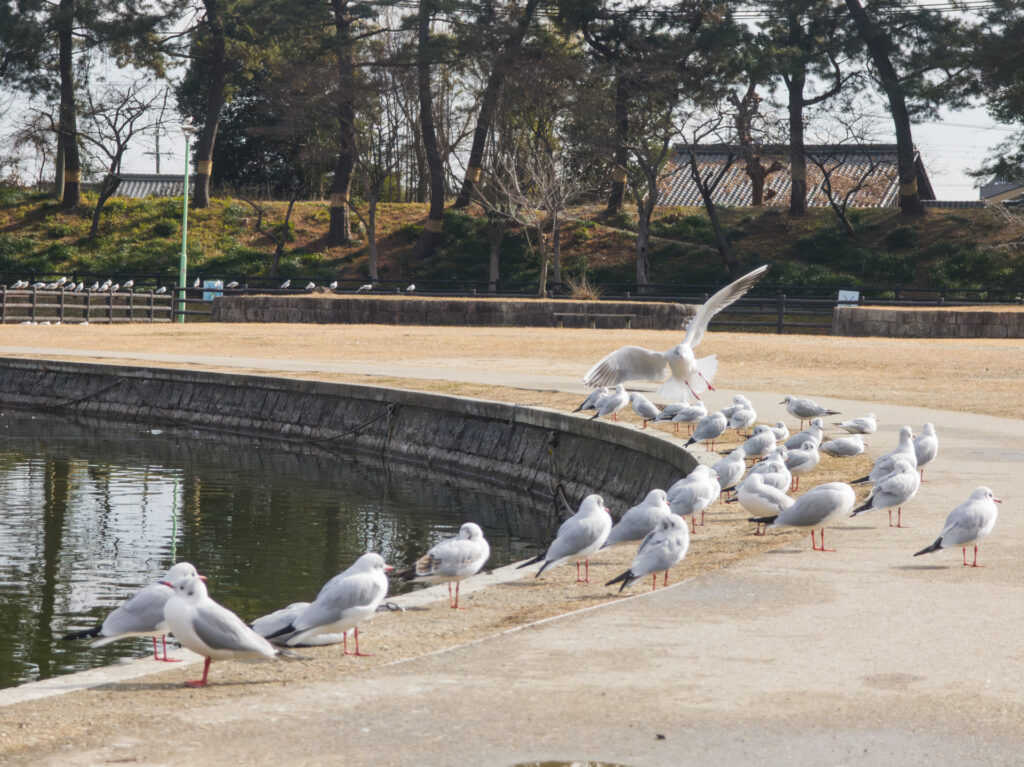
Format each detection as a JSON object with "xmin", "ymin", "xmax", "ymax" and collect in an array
[
  {"xmin": 84, "ymin": 291, "xmax": 91, "ymax": 323},
  {"xmin": 128, "ymin": 289, "xmax": 134, "ymax": 322},
  {"xmin": 30, "ymin": 287, "xmax": 37, "ymax": 323},
  {"xmin": 776, "ymin": 292, "xmax": 786, "ymax": 334},
  {"xmin": 1, "ymin": 286, "xmax": 5, "ymax": 324},
  {"xmin": 108, "ymin": 290, "xmax": 114, "ymax": 323},
  {"xmin": 149, "ymin": 291, "xmax": 155, "ymax": 322},
  {"xmin": 59, "ymin": 288, "xmax": 65, "ymax": 323}
]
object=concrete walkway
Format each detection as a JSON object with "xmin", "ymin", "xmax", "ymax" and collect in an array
[{"xmin": 2, "ymin": 350, "xmax": 1023, "ymax": 765}]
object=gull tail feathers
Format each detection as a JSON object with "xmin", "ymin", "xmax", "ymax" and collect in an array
[
  {"xmin": 61, "ymin": 626, "xmax": 101, "ymax": 641},
  {"xmin": 605, "ymin": 568, "xmax": 636, "ymax": 592},
  {"xmin": 516, "ymin": 554, "xmax": 544, "ymax": 570},
  {"xmin": 747, "ymin": 514, "xmax": 779, "ymax": 525},
  {"xmin": 851, "ymin": 500, "xmax": 873, "ymax": 516},
  {"xmin": 914, "ymin": 538, "xmax": 944, "ymax": 557}
]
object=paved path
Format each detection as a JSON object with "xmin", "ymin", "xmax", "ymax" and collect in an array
[{"xmin": 2, "ymin": 349, "xmax": 1023, "ymax": 765}]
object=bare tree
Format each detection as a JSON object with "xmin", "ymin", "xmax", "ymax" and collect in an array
[
  {"xmin": 78, "ymin": 77, "xmax": 168, "ymax": 238},
  {"xmin": 730, "ymin": 82, "xmax": 787, "ymax": 206},
  {"xmin": 683, "ymin": 111, "xmax": 740, "ymax": 277}
]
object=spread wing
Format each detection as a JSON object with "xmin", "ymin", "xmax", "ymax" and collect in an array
[
  {"xmin": 683, "ymin": 265, "xmax": 768, "ymax": 349},
  {"xmin": 583, "ymin": 346, "xmax": 669, "ymax": 388}
]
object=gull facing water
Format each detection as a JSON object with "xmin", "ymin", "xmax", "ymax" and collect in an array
[{"xmin": 605, "ymin": 515, "xmax": 690, "ymax": 592}]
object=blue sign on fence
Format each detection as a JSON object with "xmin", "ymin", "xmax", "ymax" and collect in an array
[{"xmin": 203, "ymin": 280, "xmax": 223, "ymax": 301}]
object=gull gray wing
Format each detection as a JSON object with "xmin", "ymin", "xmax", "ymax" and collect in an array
[
  {"xmin": 101, "ymin": 583, "xmax": 172, "ymax": 636},
  {"xmin": 251, "ymin": 602, "xmax": 310, "ymax": 638},
  {"xmin": 583, "ymin": 346, "xmax": 669, "ymax": 388},
  {"xmin": 194, "ymin": 602, "xmax": 269, "ymax": 653},
  {"xmin": 296, "ymin": 573, "xmax": 382, "ymax": 631},
  {"xmin": 683, "ymin": 265, "xmax": 769, "ymax": 349},
  {"xmin": 546, "ymin": 515, "xmax": 605, "ymax": 561}
]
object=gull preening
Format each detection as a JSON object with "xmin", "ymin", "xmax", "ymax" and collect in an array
[
  {"xmin": 851, "ymin": 457, "xmax": 920, "ymax": 528},
  {"xmin": 582, "ymin": 265, "xmax": 768, "ymax": 401},
  {"xmin": 61, "ymin": 561, "xmax": 201, "ymax": 662},
  {"xmin": 781, "ymin": 395, "xmax": 840, "ymax": 428},
  {"xmin": 517, "ymin": 494, "xmax": 612, "ymax": 583},
  {"xmin": 161, "ymin": 572, "xmax": 298, "ymax": 688},
  {"xmin": 356, "ymin": 283, "xmax": 373, "ymax": 293},
  {"xmin": 606, "ymin": 515, "xmax": 690, "ymax": 592},
  {"xmin": 747, "ymin": 482, "xmax": 856, "ymax": 552},
  {"xmin": 914, "ymin": 487, "xmax": 1002, "ymax": 567},
  {"xmin": 603, "ymin": 489, "xmax": 672, "ymax": 548},
  {"xmin": 261, "ymin": 553, "xmax": 393, "ymax": 654},
  {"xmin": 397, "ymin": 522, "xmax": 491, "ymax": 609}
]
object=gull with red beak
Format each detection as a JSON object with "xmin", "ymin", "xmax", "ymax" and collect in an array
[
  {"xmin": 260, "ymin": 552, "xmax": 393, "ymax": 655},
  {"xmin": 61, "ymin": 561, "xmax": 203, "ymax": 662},
  {"xmin": 914, "ymin": 487, "xmax": 1002, "ymax": 567},
  {"xmin": 517, "ymin": 494, "xmax": 612, "ymax": 583},
  {"xmin": 161, "ymin": 573, "xmax": 298, "ymax": 688}
]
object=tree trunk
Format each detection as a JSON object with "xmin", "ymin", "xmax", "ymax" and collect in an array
[
  {"xmin": 536, "ymin": 239, "xmax": 549, "ymax": 298},
  {"xmin": 787, "ymin": 70, "xmax": 809, "ymax": 216},
  {"xmin": 54, "ymin": 131, "xmax": 65, "ymax": 200},
  {"xmin": 193, "ymin": 0, "xmax": 226, "ymax": 209},
  {"xmin": 367, "ymin": 198, "xmax": 379, "ymax": 280},
  {"xmin": 688, "ymin": 149, "xmax": 738, "ymax": 277},
  {"xmin": 551, "ymin": 213, "xmax": 562, "ymax": 286},
  {"xmin": 844, "ymin": 0, "xmax": 924, "ymax": 216},
  {"xmin": 411, "ymin": 0, "xmax": 445, "ymax": 261},
  {"xmin": 635, "ymin": 200, "xmax": 651, "ymax": 293},
  {"xmin": 486, "ymin": 218, "xmax": 504, "ymax": 293},
  {"xmin": 89, "ymin": 174, "xmax": 122, "ymax": 238},
  {"xmin": 453, "ymin": 0, "xmax": 540, "ymax": 208},
  {"xmin": 327, "ymin": 0, "xmax": 357, "ymax": 245},
  {"xmin": 56, "ymin": 0, "xmax": 80, "ymax": 210},
  {"xmin": 605, "ymin": 76, "xmax": 629, "ymax": 216}
]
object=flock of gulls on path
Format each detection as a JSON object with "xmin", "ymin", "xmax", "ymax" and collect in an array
[{"xmin": 59, "ymin": 265, "xmax": 1004, "ymax": 688}]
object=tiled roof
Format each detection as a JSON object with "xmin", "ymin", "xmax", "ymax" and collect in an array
[
  {"xmin": 114, "ymin": 174, "xmax": 193, "ymax": 199},
  {"xmin": 659, "ymin": 144, "xmax": 936, "ymax": 208}
]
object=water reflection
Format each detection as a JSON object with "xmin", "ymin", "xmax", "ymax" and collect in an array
[{"xmin": 0, "ymin": 411, "xmax": 556, "ymax": 690}]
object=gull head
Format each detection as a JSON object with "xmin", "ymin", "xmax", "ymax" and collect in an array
[
  {"xmin": 161, "ymin": 573, "xmax": 208, "ymax": 602},
  {"xmin": 459, "ymin": 522, "xmax": 485, "ymax": 540},
  {"xmin": 353, "ymin": 552, "xmax": 394, "ymax": 573},
  {"xmin": 973, "ymin": 487, "xmax": 1002, "ymax": 504}
]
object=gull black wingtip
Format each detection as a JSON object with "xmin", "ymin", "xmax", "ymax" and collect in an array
[
  {"xmin": 605, "ymin": 569, "xmax": 632, "ymax": 591},
  {"xmin": 516, "ymin": 554, "xmax": 544, "ymax": 570},
  {"xmin": 263, "ymin": 623, "xmax": 296, "ymax": 640},
  {"xmin": 914, "ymin": 538, "xmax": 943, "ymax": 557},
  {"xmin": 61, "ymin": 626, "xmax": 101, "ymax": 641},
  {"xmin": 747, "ymin": 514, "xmax": 779, "ymax": 525}
]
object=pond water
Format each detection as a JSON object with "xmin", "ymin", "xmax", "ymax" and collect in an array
[{"xmin": 0, "ymin": 410, "xmax": 556, "ymax": 690}]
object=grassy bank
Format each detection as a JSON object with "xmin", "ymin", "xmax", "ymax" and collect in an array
[{"xmin": 1, "ymin": 186, "xmax": 1022, "ymax": 292}]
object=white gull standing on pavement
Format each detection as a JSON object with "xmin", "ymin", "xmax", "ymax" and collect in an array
[
  {"xmin": 161, "ymin": 573, "xmax": 298, "ymax": 688},
  {"xmin": 605, "ymin": 515, "xmax": 690, "ymax": 592},
  {"xmin": 60, "ymin": 561, "xmax": 202, "ymax": 661},
  {"xmin": 603, "ymin": 489, "xmax": 672, "ymax": 548},
  {"xmin": 261, "ymin": 552, "xmax": 393, "ymax": 654},
  {"xmin": 667, "ymin": 466, "xmax": 720, "ymax": 532},
  {"xmin": 914, "ymin": 487, "xmax": 1002, "ymax": 567},
  {"xmin": 913, "ymin": 423, "xmax": 939, "ymax": 481},
  {"xmin": 628, "ymin": 392, "xmax": 661, "ymax": 429},
  {"xmin": 739, "ymin": 424, "xmax": 777, "ymax": 461},
  {"xmin": 517, "ymin": 495, "xmax": 612, "ymax": 583},
  {"xmin": 851, "ymin": 457, "xmax": 920, "ymax": 528},
  {"xmin": 834, "ymin": 413, "xmax": 878, "ymax": 434},
  {"xmin": 582, "ymin": 265, "xmax": 769, "ymax": 401},
  {"xmin": 853, "ymin": 425, "xmax": 917, "ymax": 484},
  {"xmin": 397, "ymin": 522, "xmax": 491, "ymax": 609},
  {"xmin": 780, "ymin": 395, "xmax": 840, "ymax": 428},
  {"xmin": 747, "ymin": 482, "xmax": 856, "ymax": 552}
]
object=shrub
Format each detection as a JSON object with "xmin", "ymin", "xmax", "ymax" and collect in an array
[
  {"xmin": 153, "ymin": 220, "xmax": 178, "ymax": 237},
  {"xmin": 883, "ymin": 226, "xmax": 919, "ymax": 250}
]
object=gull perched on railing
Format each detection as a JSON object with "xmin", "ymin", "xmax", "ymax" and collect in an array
[{"xmin": 582, "ymin": 265, "xmax": 768, "ymax": 401}]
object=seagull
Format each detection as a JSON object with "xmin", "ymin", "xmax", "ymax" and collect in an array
[
  {"xmin": 98, "ymin": 279, "xmax": 111, "ymax": 291},
  {"xmin": 851, "ymin": 458, "xmax": 920, "ymax": 528},
  {"xmin": 582, "ymin": 265, "xmax": 768, "ymax": 401},
  {"xmin": 356, "ymin": 284, "xmax": 373, "ymax": 293},
  {"xmin": 603, "ymin": 489, "xmax": 672, "ymax": 548},
  {"xmin": 834, "ymin": 414, "xmax": 878, "ymax": 435},
  {"xmin": 10, "ymin": 280, "xmax": 25, "ymax": 289},
  {"xmin": 780, "ymin": 395, "xmax": 840, "ymax": 428},
  {"xmin": 329, "ymin": 281, "xmax": 338, "ymax": 290},
  {"xmin": 628, "ymin": 392, "xmax": 660, "ymax": 429},
  {"xmin": 711, "ymin": 448, "xmax": 748, "ymax": 495},
  {"xmin": 44, "ymin": 281, "xmax": 58, "ymax": 289},
  {"xmin": 405, "ymin": 284, "xmax": 416, "ymax": 292},
  {"xmin": 735, "ymin": 472, "xmax": 794, "ymax": 535},
  {"xmin": 397, "ymin": 522, "xmax": 491, "ymax": 609},
  {"xmin": 728, "ymin": 403, "xmax": 757, "ymax": 435},
  {"xmin": 684, "ymin": 411, "xmax": 728, "ymax": 451},
  {"xmin": 820, "ymin": 434, "xmax": 867, "ymax": 458},
  {"xmin": 747, "ymin": 482, "xmax": 856, "ymax": 552},
  {"xmin": 279, "ymin": 279, "xmax": 291, "ymax": 289},
  {"xmin": 516, "ymin": 495, "xmax": 612, "ymax": 583},
  {"xmin": 261, "ymin": 553, "xmax": 393, "ymax": 654},
  {"xmin": 739, "ymin": 424, "xmax": 777, "ymax": 461},
  {"xmin": 785, "ymin": 440, "xmax": 821, "ymax": 491},
  {"xmin": 56, "ymin": 276, "xmax": 67, "ymax": 286},
  {"xmin": 109, "ymin": 283, "xmax": 119, "ymax": 293},
  {"xmin": 31, "ymin": 281, "xmax": 46, "ymax": 289},
  {"xmin": 122, "ymin": 279, "xmax": 134, "ymax": 289},
  {"xmin": 852, "ymin": 425, "xmax": 917, "ymax": 484},
  {"xmin": 192, "ymin": 277, "xmax": 200, "ymax": 288},
  {"xmin": 305, "ymin": 281, "xmax": 316, "ymax": 290},
  {"xmin": 913, "ymin": 423, "xmax": 939, "ymax": 481},
  {"xmin": 250, "ymin": 603, "xmax": 345, "ymax": 647},
  {"xmin": 75, "ymin": 281, "xmax": 85, "ymax": 291},
  {"xmin": 605, "ymin": 514, "xmax": 690, "ymax": 592},
  {"xmin": 914, "ymin": 487, "xmax": 1002, "ymax": 567},
  {"xmin": 61, "ymin": 562, "xmax": 202, "ymax": 662},
  {"xmin": 668, "ymin": 400, "xmax": 708, "ymax": 431},
  {"xmin": 154, "ymin": 285, "xmax": 167, "ymax": 294},
  {"xmin": 590, "ymin": 383, "xmax": 629, "ymax": 422},
  {"xmin": 667, "ymin": 465, "xmax": 720, "ymax": 532},
  {"xmin": 161, "ymin": 572, "xmax": 298, "ymax": 688},
  {"xmin": 88, "ymin": 281, "xmax": 99, "ymax": 291},
  {"xmin": 573, "ymin": 387, "xmax": 608, "ymax": 414},
  {"xmin": 226, "ymin": 281, "xmax": 239, "ymax": 289},
  {"xmin": 720, "ymin": 394, "xmax": 753, "ymax": 420},
  {"xmin": 784, "ymin": 418, "xmax": 824, "ymax": 450},
  {"xmin": 770, "ymin": 421, "xmax": 790, "ymax": 442}
]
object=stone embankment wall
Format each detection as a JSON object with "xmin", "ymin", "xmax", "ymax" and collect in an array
[
  {"xmin": 0, "ymin": 359, "xmax": 696, "ymax": 511},
  {"xmin": 833, "ymin": 306, "xmax": 1024, "ymax": 338},
  {"xmin": 211, "ymin": 295, "xmax": 693, "ymax": 330}
]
